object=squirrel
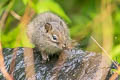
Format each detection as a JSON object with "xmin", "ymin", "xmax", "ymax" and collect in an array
[{"xmin": 27, "ymin": 12, "xmax": 72, "ymax": 62}]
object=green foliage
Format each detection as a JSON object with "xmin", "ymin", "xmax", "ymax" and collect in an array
[
  {"xmin": 1, "ymin": 25, "xmax": 34, "ymax": 48},
  {"xmin": 111, "ymin": 45, "xmax": 120, "ymax": 64},
  {"xmin": 1, "ymin": 26, "xmax": 19, "ymax": 47},
  {"xmin": 111, "ymin": 68, "xmax": 120, "ymax": 75},
  {"xmin": 30, "ymin": 0, "xmax": 71, "ymax": 23},
  {"xmin": 0, "ymin": 0, "xmax": 70, "ymax": 48},
  {"xmin": 70, "ymin": 15, "xmax": 91, "ymax": 37},
  {"xmin": 113, "ymin": 7, "xmax": 120, "ymax": 46},
  {"xmin": 22, "ymin": 0, "xmax": 28, "ymax": 5}
]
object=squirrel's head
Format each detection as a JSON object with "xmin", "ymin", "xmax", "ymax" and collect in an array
[{"xmin": 43, "ymin": 21, "xmax": 72, "ymax": 51}]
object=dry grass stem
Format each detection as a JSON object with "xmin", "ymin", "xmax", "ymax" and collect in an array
[
  {"xmin": 9, "ymin": 48, "xmax": 18, "ymax": 76},
  {"xmin": 91, "ymin": 36, "xmax": 118, "ymax": 68},
  {"xmin": 10, "ymin": 11, "xmax": 21, "ymax": 20},
  {"xmin": 0, "ymin": 42, "xmax": 13, "ymax": 80}
]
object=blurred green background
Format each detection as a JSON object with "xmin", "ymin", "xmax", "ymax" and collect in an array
[{"xmin": 0, "ymin": 0, "xmax": 120, "ymax": 64}]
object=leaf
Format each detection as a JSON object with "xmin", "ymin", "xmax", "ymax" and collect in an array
[
  {"xmin": 111, "ymin": 45, "xmax": 120, "ymax": 64},
  {"xmin": 111, "ymin": 69, "xmax": 117, "ymax": 73},
  {"xmin": 22, "ymin": 0, "xmax": 28, "ymax": 5},
  {"xmin": 1, "ymin": 25, "xmax": 34, "ymax": 48},
  {"xmin": 30, "ymin": 0, "xmax": 71, "ymax": 23}
]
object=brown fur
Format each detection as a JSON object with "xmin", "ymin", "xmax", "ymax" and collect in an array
[{"xmin": 27, "ymin": 12, "xmax": 72, "ymax": 61}]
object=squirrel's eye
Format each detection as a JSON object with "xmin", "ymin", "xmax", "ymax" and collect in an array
[{"xmin": 52, "ymin": 35, "xmax": 57, "ymax": 41}]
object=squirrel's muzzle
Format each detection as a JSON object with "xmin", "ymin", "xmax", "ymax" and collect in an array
[{"xmin": 62, "ymin": 42, "xmax": 73, "ymax": 50}]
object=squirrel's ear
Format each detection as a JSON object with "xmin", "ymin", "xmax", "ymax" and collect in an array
[
  {"xmin": 45, "ymin": 23, "xmax": 52, "ymax": 32},
  {"xmin": 60, "ymin": 21, "xmax": 63, "ymax": 26}
]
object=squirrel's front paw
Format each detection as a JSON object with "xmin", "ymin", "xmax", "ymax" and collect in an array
[{"xmin": 41, "ymin": 52, "xmax": 49, "ymax": 63}]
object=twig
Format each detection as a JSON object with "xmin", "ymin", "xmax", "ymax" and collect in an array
[
  {"xmin": 0, "ymin": 0, "xmax": 14, "ymax": 29},
  {"xmin": 0, "ymin": 42, "xmax": 13, "ymax": 80},
  {"xmin": 10, "ymin": 11, "xmax": 21, "ymax": 20},
  {"xmin": 0, "ymin": 11, "xmax": 9, "ymax": 29},
  {"xmin": 24, "ymin": 48, "xmax": 36, "ymax": 80},
  {"xmin": 17, "ymin": 1, "xmax": 35, "ymax": 80},
  {"xmin": 90, "ymin": 36, "xmax": 118, "ymax": 68},
  {"xmin": 9, "ymin": 48, "xmax": 18, "ymax": 76}
]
